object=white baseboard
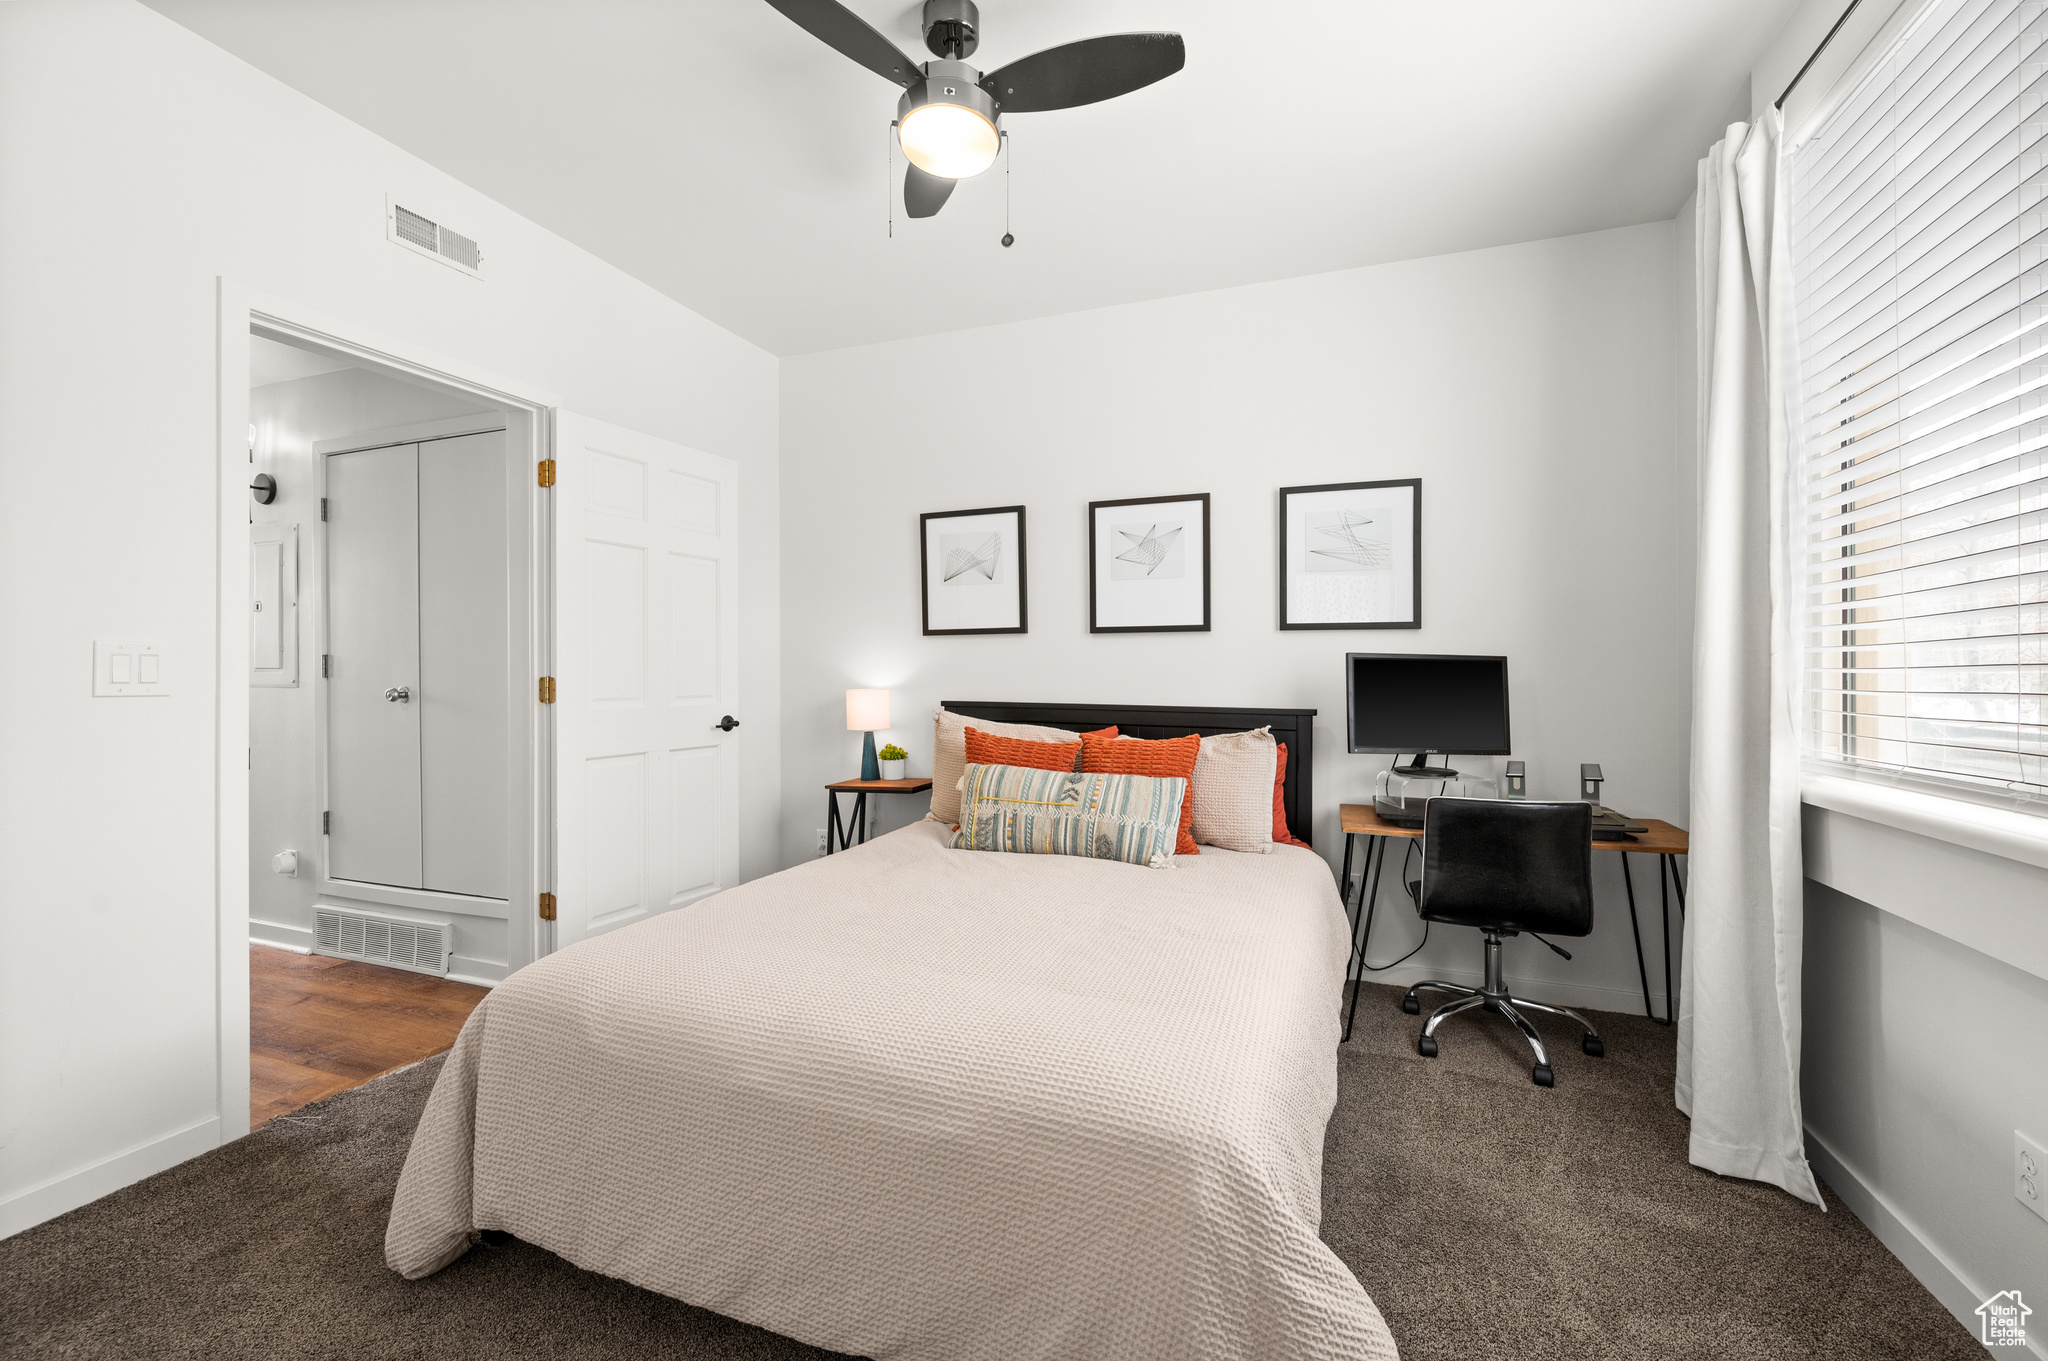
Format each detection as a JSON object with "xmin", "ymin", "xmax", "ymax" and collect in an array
[
  {"xmin": 447, "ymin": 957, "xmax": 504, "ymax": 987},
  {"xmin": 1351, "ymin": 960, "xmax": 1666, "ymax": 1021},
  {"xmin": 0, "ymin": 1116, "xmax": 220, "ymax": 1240},
  {"xmin": 1806, "ymin": 1126, "xmax": 2024, "ymax": 1359},
  {"xmin": 250, "ymin": 919, "xmax": 312, "ymax": 952}
]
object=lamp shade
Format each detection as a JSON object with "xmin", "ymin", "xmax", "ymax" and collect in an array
[{"xmin": 846, "ymin": 688, "xmax": 891, "ymax": 732}]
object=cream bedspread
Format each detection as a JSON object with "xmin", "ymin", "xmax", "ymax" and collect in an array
[{"xmin": 386, "ymin": 821, "xmax": 1397, "ymax": 1361}]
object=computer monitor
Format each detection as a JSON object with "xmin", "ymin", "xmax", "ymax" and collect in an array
[{"xmin": 1346, "ymin": 653, "xmax": 1510, "ymax": 778}]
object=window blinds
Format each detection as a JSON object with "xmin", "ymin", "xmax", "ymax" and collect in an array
[{"xmin": 1790, "ymin": 0, "xmax": 2048, "ymax": 803}]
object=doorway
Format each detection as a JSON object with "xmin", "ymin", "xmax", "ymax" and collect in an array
[
  {"xmin": 240, "ymin": 321, "xmax": 545, "ymax": 1130},
  {"xmin": 215, "ymin": 284, "xmax": 744, "ymax": 1144}
]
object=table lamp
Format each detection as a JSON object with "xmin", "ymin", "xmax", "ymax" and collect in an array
[{"xmin": 846, "ymin": 689, "xmax": 890, "ymax": 781}]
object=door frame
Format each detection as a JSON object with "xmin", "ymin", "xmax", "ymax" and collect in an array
[{"xmin": 215, "ymin": 279, "xmax": 560, "ymax": 1143}]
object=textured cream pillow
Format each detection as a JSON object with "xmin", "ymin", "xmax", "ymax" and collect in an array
[
  {"xmin": 1191, "ymin": 727, "xmax": 1279, "ymax": 853},
  {"xmin": 926, "ymin": 708, "xmax": 1079, "ymax": 824}
]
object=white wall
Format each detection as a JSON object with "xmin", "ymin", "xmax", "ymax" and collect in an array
[
  {"xmin": 779, "ymin": 221, "xmax": 1689, "ymax": 1016},
  {"xmin": 1802, "ymin": 831, "xmax": 2048, "ymax": 1350},
  {"xmin": 0, "ymin": 0, "xmax": 779, "ymax": 1236},
  {"xmin": 247, "ymin": 368, "xmax": 507, "ymax": 978}
]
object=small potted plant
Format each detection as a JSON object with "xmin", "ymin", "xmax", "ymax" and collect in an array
[{"xmin": 876, "ymin": 744, "xmax": 909, "ymax": 780}]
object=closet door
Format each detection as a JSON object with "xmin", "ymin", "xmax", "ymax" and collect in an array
[
  {"xmin": 325, "ymin": 444, "xmax": 424, "ymax": 889},
  {"xmin": 418, "ymin": 431, "xmax": 510, "ymax": 899}
]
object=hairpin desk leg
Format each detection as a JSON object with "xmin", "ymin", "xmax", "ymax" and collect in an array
[
  {"xmin": 1658, "ymin": 853, "xmax": 1682, "ymax": 1025},
  {"xmin": 1342, "ymin": 835, "xmax": 1388, "ymax": 1043},
  {"xmin": 1339, "ymin": 833, "xmax": 1357, "ymax": 922},
  {"xmin": 1620, "ymin": 854, "xmax": 1662, "ymax": 1024},
  {"xmin": 826, "ymin": 791, "xmax": 844, "ymax": 855}
]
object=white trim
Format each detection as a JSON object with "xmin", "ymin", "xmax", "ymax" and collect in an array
[
  {"xmin": 251, "ymin": 930, "xmax": 312, "ymax": 954},
  {"xmin": 1804, "ymin": 773, "xmax": 2048, "ymax": 873},
  {"xmin": 447, "ymin": 965, "xmax": 505, "ymax": 988},
  {"xmin": 0, "ymin": 1117, "xmax": 221, "ymax": 1240},
  {"xmin": 1807, "ymin": 1125, "xmax": 2031, "ymax": 1359},
  {"xmin": 217, "ymin": 278, "xmax": 560, "ymax": 1164}
]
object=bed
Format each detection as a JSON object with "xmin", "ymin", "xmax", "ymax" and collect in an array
[{"xmin": 386, "ymin": 703, "xmax": 1397, "ymax": 1361}]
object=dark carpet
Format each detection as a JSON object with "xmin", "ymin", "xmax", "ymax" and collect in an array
[{"xmin": 2, "ymin": 983, "xmax": 1983, "ymax": 1361}]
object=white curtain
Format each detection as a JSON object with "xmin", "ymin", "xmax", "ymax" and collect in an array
[{"xmin": 1681, "ymin": 109, "xmax": 1822, "ymax": 1207}]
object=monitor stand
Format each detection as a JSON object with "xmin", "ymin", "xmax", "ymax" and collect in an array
[{"xmin": 1391, "ymin": 755, "xmax": 1459, "ymax": 779}]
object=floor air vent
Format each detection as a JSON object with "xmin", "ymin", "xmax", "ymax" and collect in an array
[{"xmin": 313, "ymin": 904, "xmax": 453, "ymax": 977}]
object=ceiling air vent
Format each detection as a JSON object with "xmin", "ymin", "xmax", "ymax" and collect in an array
[
  {"xmin": 313, "ymin": 903, "xmax": 454, "ymax": 977},
  {"xmin": 386, "ymin": 196, "xmax": 483, "ymax": 277}
]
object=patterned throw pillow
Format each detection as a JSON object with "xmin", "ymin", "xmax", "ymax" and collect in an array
[
  {"xmin": 950, "ymin": 763, "xmax": 1187, "ymax": 868},
  {"xmin": 1080, "ymin": 730, "xmax": 1202, "ymax": 856}
]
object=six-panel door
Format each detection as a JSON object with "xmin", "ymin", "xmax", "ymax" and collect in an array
[{"xmin": 553, "ymin": 414, "xmax": 741, "ymax": 947}]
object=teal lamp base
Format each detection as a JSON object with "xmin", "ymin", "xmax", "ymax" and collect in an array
[{"xmin": 860, "ymin": 731, "xmax": 880, "ymax": 782}]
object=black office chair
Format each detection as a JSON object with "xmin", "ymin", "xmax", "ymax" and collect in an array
[{"xmin": 1402, "ymin": 797, "xmax": 1604, "ymax": 1087}]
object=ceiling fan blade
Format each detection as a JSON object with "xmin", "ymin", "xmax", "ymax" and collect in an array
[
  {"xmin": 760, "ymin": 0, "xmax": 924, "ymax": 87},
  {"xmin": 980, "ymin": 33, "xmax": 1185, "ymax": 114},
  {"xmin": 904, "ymin": 164, "xmax": 956, "ymax": 219}
]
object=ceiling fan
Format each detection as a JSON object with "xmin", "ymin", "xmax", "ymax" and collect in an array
[{"xmin": 762, "ymin": 0, "xmax": 1185, "ymax": 220}]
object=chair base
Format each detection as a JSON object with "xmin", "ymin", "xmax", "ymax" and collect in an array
[{"xmin": 1403, "ymin": 931, "xmax": 1603, "ymax": 1086}]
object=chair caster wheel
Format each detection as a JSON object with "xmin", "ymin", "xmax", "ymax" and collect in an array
[
  {"xmin": 1417, "ymin": 1035, "xmax": 1439, "ymax": 1058},
  {"xmin": 1532, "ymin": 1064, "xmax": 1555, "ymax": 1087},
  {"xmin": 1401, "ymin": 994, "xmax": 1420, "ymax": 1014},
  {"xmin": 1582, "ymin": 1035, "xmax": 1605, "ymax": 1058}
]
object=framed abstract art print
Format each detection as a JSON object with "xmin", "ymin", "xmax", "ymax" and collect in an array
[
  {"xmin": 1089, "ymin": 493, "xmax": 1211, "ymax": 633},
  {"xmin": 921, "ymin": 505, "xmax": 1027, "ymax": 635},
  {"xmin": 1278, "ymin": 479, "xmax": 1420, "ymax": 629}
]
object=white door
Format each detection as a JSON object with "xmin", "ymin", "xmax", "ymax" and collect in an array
[
  {"xmin": 325, "ymin": 444, "xmax": 423, "ymax": 888},
  {"xmin": 553, "ymin": 413, "xmax": 740, "ymax": 948},
  {"xmin": 418, "ymin": 431, "xmax": 510, "ymax": 899}
]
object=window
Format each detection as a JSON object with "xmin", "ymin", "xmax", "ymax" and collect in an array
[{"xmin": 1790, "ymin": 0, "xmax": 2048, "ymax": 806}]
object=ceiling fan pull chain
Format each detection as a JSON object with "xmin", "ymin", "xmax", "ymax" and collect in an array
[
  {"xmin": 887, "ymin": 120, "xmax": 897, "ymax": 239},
  {"xmin": 1001, "ymin": 130, "xmax": 1014, "ymax": 248}
]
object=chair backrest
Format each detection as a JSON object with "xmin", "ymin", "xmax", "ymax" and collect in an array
[{"xmin": 1419, "ymin": 798, "xmax": 1594, "ymax": 937}]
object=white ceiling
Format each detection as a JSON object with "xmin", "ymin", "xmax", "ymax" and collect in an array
[{"xmin": 148, "ymin": 0, "xmax": 1797, "ymax": 356}]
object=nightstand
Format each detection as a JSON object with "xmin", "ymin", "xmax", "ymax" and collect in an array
[{"xmin": 825, "ymin": 778, "xmax": 934, "ymax": 853}]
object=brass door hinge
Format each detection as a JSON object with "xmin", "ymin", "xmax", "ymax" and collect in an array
[
  {"xmin": 537, "ymin": 458, "xmax": 556, "ymax": 488},
  {"xmin": 538, "ymin": 676, "xmax": 556, "ymax": 704},
  {"xmin": 537, "ymin": 892, "xmax": 556, "ymax": 921}
]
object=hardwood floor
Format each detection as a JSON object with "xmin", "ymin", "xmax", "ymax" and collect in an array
[{"xmin": 250, "ymin": 946, "xmax": 487, "ymax": 1129}]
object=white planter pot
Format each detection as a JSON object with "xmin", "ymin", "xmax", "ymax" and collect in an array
[{"xmin": 879, "ymin": 759, "xmax": 906, "ymax": 780}]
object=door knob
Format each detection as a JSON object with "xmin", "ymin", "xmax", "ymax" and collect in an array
[
  {"xmin": 714, "ymin": 715, "xmax": 739, "ymax": 732},
  {"xmin": 385, "ymin": 686, "xmax": 412, "ymax": 703}
]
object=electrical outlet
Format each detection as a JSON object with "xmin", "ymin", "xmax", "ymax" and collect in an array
[
  {"xmin": 815, "ymin": 828, "xmax": 827, "ymax": 858},
  {"xmin": 2019, "ymin": 1130, "xmax": 2048, "ymax": 1223}
]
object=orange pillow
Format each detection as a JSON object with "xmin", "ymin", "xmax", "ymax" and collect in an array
[
  {"xmin": 1273, "ymin": 743, "xmax": 1309, "ymax": 848},
  {"xmin": 963, "ymin": 727, "xmax": 1082, "ymax": 773},
  {"xmin": 1080, "ymin": 730, "xmax": 1200, "ymax": 856}
]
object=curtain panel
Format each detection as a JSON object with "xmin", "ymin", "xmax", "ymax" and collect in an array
[{"xmin": 1684, "ymin": 109, "xmax": 1823, "ymax": 1207}]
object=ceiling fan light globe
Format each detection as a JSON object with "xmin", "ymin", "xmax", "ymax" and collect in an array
[{"xmin": 898, "ymin": 102, "xmax": 999, "ymax": 179}]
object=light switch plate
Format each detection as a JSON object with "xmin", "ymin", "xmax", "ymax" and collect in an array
[{"xmin": 94, "ymin": 640, "xmax": 169, "ymax": 697}]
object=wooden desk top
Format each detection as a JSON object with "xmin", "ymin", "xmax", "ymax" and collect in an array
[
  {"xmin": 1340, "ymin": 802, "xmax": 1688, "ymax": 855},
  {"xmin": 827, "ymin": 778, "xmax": 935, "ymax": 792}
]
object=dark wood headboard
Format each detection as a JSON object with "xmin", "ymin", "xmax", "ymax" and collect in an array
[{"xmin": 941, "ymin": 702, "xmax": 1318, "ymax": 847}]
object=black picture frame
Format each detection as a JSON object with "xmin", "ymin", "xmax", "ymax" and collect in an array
[
  {"xmin": 920, "ymin": 505, "xmax": 1028, "ymax": 635},
  {"xmin": 1088, "ymin": 493, "xmax": 1212, "ymax": 633},
  {"xmin": 1277, "ymin": 478, "xmax": 1422, "ymax": 630}
]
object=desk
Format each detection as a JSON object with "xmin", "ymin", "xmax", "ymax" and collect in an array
[
  {"xmin": 1337, "ymin": 803, "xmax": 1687, "ymax": 1039},
  {"xmin": 825, "ymin": 778, "xmax": 934, "ymax": 853}
]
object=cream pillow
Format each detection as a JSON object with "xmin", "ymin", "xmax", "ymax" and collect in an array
[
  {"xmin": 1190, "ymin": 727, "xmax": 1278, "ymax": 853},
  {"xmin": 926, "ymin": 708, "xmax": 1079, "ymax": 824}
]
